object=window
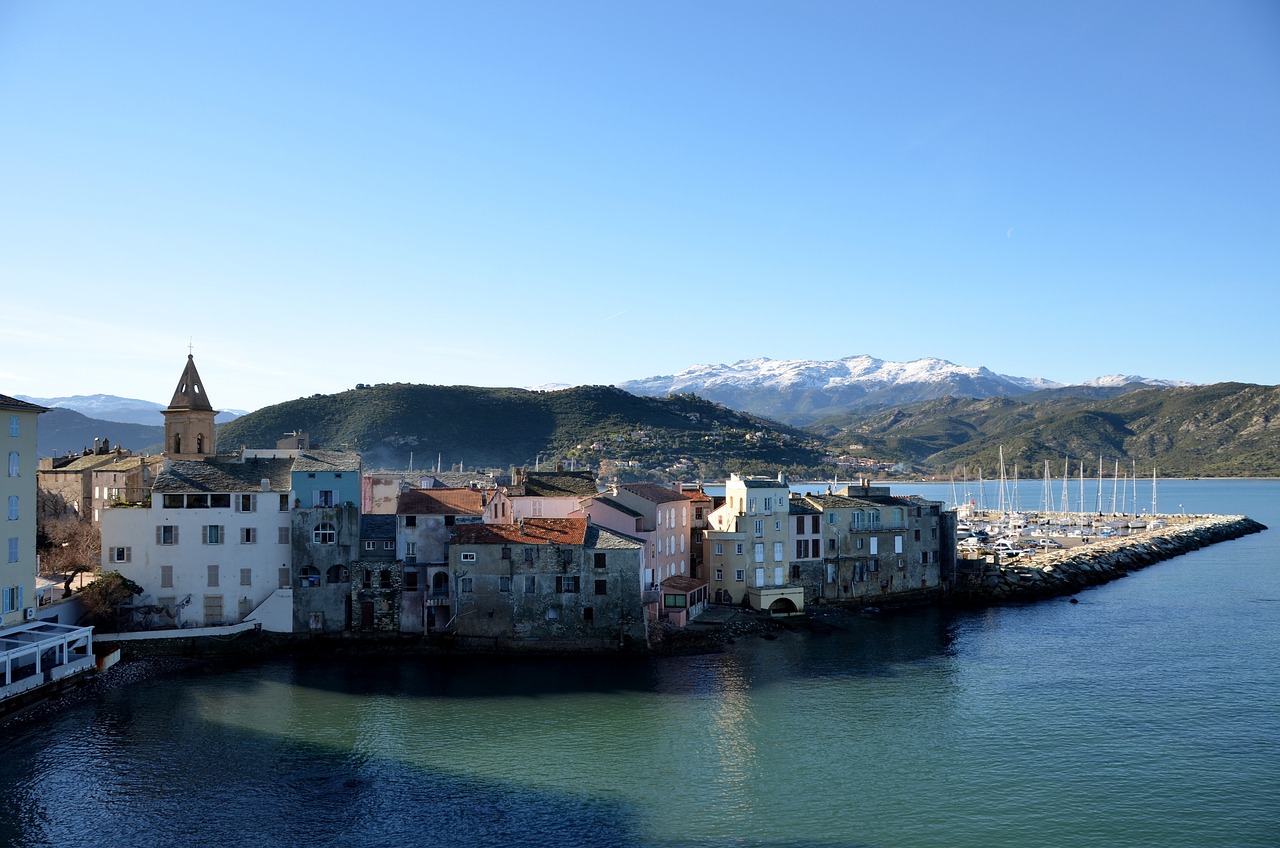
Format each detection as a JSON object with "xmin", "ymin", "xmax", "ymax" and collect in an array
[
  {"xmin": 278, "ymin": 527, "xmax": 289, "ymax": 544},
  {"xmin": 895, "ymin": 535, "xmax": 903, "ymax": 554},
  {"xmin": 314, "ymin": 490, "xmax": 335, "ymax": 507},
  {"xmin": 735, "ymin": 569, "xmax": 745, "ymax": 582},
  {"xmin": 775, "ymin": 520, "xmax": 781, "ymax": 532},
  {"xmin": 299, "ymin": 566, "xmax": 320, "ymax": 588},
  {"xmin": 501, "ymin": 546, "xmax": 512, "ymax": 560},
  {"xmin": 240, "ymin": 568, "xmax": 252, "ymax": 586},
  {"xmin": 7, "ymin": 537, "xmax": 17, "ymax": 563},
  {"xmin": 8, "ymin": 415, "xmax": 17, "ymax": 437},
  {"xmin": 203, "ymin": 525, "xmax": 223, "ymax": 545},
  {"xmin": 7, "ymin": 496, "xmax": 16, "ymax": 520},
  {"xmin": 829, "ymin": 512, "xmax": 837, "ymax": 524},
  {"xmin": 735, "ymin": 543, "xmax": 743, "ymax": 556},
  {"xmin": 695, "ymin": 507, "xmax": 703, "ymax": 520},
  {"xmin": 460, "ymin": 552, "xmax": 476, "ymax": 562},
  {"xmin": 796, "ymin": 539, "xmax": 805, "ymax": 559},
  {"xmin": 593, "ymin": 552, "xmax": 607, "ymax": 569},
  {"xmin": 279, "ymin": 494, "xmax": 290, "ymax": 511},
  {"xmin": 714, "ymin": 542, "xmax": 723, "ymax": 556},
  {"xmin": 791, "ymin": 563, "xmax": 801, "ymax": 579},
  {"xmin": 773, "ymin": 542, "xmax": 783, "ymax": 562},
  {"xmin": 405, "ymin": 541, "xmax": 417, "ymax": 562},
  {"xmin": 382, "ymin": 541, "xmax": 394, "ymax": 550},
  {"xmin": 753, "ymin": 543, "xmax": 764, "ymax": 563},
  {"xmin": 914, "ymin": 529, "xmax": 921, "ymax": 541},
  {"xmin": 664, "ymin": 594, "xmax": 687, "ymax": 608},
  {"xmin": 525, "ymin": 575, "xmax": 537, "ymax": 593},
  {"xmin": 594, "ymin": 579, "xmax": 607, "ymax": 595},
  {"xmin": 811, "ymin": 516, "xmax": 819, "ymax": 533},
  {"xmin": 754, "ymin": 519, "xmax": 763, "ymax": 537},
  {"xmin": 8, "ymin": 451, "xmax": 19, "ymax": 477},
  {"xmin": 379, "ymin": 569, "xmax": 391, "ymax": 588},
  {"xmin": 748, "ymin": 498, "xmax": 756, "ymax": 514},
  {"xmin": 870, "ymin": 537, "xmax": 879, "ymax": 555},
  {"xmin": 531, "ymin": 499, "xmax": 543, "ymax": 517},
  {"xmin": 157, "ymin": 525, "xmax": 179, "ymax": 545},
  {"xmin": 498, "ymin": 575, "xmax": 512, "ymax": 592},
  {"xmin": 364, "ymin": 540, "xmax": 375, "ymax": 551},
  {"xmin": 240, "ymin": 528, "xmax": 257, "ymax": 544},
  {"xmin": 524, "ymin": 547, "xmax": 535, "ymax": 563},
  {"xmin": 460, "ymin": 577, "xmax": 474, "ymax": 593},
  {"xmin": 556, "ymin": 576, "xmax": 579, "ymax": 593},
  {"xmin": 207, "ymin": 564, "xmax": 219, "ymax": 587},
  {"xmin": 237, "ymin": 494, "xmax": 256, "ymax": 513},
  {"xmin": 856, "ymin": 538, "xmax": 864, "ymax": 550},
  {"xmin": 715, "ymin": 568, "xmax": 723, "ymax": 581},
  {"xmin": 160, "ymin": 566, "xmax": 173, "ymax": 588},
  {"xmin": 110, "ymin": 546, "xmax": 131, "ymax": 563},
  {"xmin": 763, "ymin": 497, "xmax": 772, "ymax": 513},
  {"xmin": 313, "ymin": 523, "xmax": 336, "ymax": 544}
]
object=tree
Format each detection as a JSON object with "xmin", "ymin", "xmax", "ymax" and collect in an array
[
  {"xmin": 38, "ymin": 517, "xmax": 101, "ymax": 598},
  {"xmin": 76, "ymin": 571, "xmax": 143, "ymax": 631}
]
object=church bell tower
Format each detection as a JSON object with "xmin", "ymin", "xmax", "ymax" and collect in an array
[{"xmin": 162, "ymin": 354, "xmax": 217, "ymax": 459}]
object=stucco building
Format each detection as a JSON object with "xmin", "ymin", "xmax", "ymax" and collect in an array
[
  {"xmin": 703, "ymin": 474, "xmax": 805, "ymax": 614},
  {"xmin": 2, "ymin": 395, "xmax": 46, "ymax": 627}
]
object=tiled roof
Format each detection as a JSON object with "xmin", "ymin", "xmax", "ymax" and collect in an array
[
  {"xmin": 291, "ymin": 450, "xmax": 361, "ymax": 473},
  {"xmin": 153, "ymin": 457, "xmax": 293, "ymax": 493},
  {"xmin": 522, "ymin": 471, "xmax": 599, "ymax": 498},
  {"xmin": 587, "ymin": 496, "xmax": 643, "ymax": 518},
  {"xmin": 423, "ymin": 471, "xmax": 500, "ymax": 489},
  {"xmin": 682, "ymin": 488, "xmax": 713, "ymax": 503},
  {"xmin": 397, "ymin": 488, "xmax": 486, "ymax": 516},
  {"xmin": 360, "ymin": 514, "xmax": 397, "ymax": 540},
  {"xmin": 451, "ymin": 517, "xmax": 588, "ymax": 546},
  {"xmin": 618, "ymin": 483, "xmax": 691, "ymax": 504},
  {"xmin": 0, "ymin": 394, "xmax": 47, "ymax": 413},
  {"xmin": 660, "ymin": 575, "xmax": 706, "ymax": 592},
  {"xmin": 803, "ymin": 493, "xmax": 915, "ymax": 510},
  {"xmin": 45, "ymin": 454, "xmax": 122, "ymax": 473},
  {"xmin": 586, "ymin": 525, "xmax": 644, "ymax": 550},
  {"xmin": 788, "ymin": 499, "xmax": 820, "ymax": 515},
  {"xmin": 736, "ymin": 477, "xmax": 788, "ymax": 489}
]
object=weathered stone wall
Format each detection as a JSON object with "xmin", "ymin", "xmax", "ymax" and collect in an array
[{"xmin": 952, "ymin": 515, "xmax": 1267, "ymax": 604}]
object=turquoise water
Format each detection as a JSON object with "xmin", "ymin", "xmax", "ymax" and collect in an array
[{"xmin": 2, "ymin": 480, "xmax": 1277, "ymax": 848}]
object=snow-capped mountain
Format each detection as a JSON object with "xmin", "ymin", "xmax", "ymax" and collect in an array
[
  {"xmin": 17, "ymin": 394, "xmax": 245, "ymax": 426},
  {"xmin": 618, "ymin": 356, "xmax": 1178, "ymax": 426},
  {"xmin": 1081, "ymin": 375, "xmax": 1194, "ymax": 389}
]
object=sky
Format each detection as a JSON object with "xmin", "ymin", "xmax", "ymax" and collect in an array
[{"xmin": 1, "ymin": 1, "xmax": 1277, "ymax": 412}]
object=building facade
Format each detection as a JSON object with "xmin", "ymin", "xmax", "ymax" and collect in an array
[{"xmin": 2, "ymin": 395, "xmax": 46, "ymax": 627}]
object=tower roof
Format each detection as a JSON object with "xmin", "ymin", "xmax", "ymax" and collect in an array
[{"xmin": 168, "ymin": 354, "xmax": 214, "ymax": 411}]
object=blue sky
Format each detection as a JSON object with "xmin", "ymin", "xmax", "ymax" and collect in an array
[{"xmin": 2, "ymin": 1, "xmax": 1276, "ymax": 412}]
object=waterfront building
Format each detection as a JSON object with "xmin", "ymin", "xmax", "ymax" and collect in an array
[
  {"xmin": 36, "ymin": 444, "xmax": 132, "ymax": 522},
  {"xmin": 584, "ymin": 483, "xmax": 706, "ymax": 626},
  {"xmin": 396, "ymin": 487, "xmax": 487, "ymax": 633},
  {"xmin": 1, "ymin": 394, "xmax": 46, "ymax": 628},
  {"xmin": 89, "ymin": 454, "xmax": 164, "ymax": 522},
  {"xmin": 703, "ymin": 474, "xmax": 805, "ymax": 614},
  {"xmin": 446, "ymin": 517, "xmax": 646, "ymax": 649},
  {"xmin": 799, "ymin": 482, "xmax": 953, "ymax": 603}
]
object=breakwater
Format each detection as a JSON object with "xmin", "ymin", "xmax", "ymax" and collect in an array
[{"xmin": 953, "ymin": 514, "xmax": 1268, "ymax": 603}]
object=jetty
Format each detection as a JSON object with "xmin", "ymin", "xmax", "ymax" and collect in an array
[{"xmin": 952, "ymin": 514, "xmax": 1267, "ymax": 604}]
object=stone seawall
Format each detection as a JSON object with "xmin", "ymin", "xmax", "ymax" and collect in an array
[{"xmin": 952, "ymin": 515, "xmax": 1268, "ymax": 604}]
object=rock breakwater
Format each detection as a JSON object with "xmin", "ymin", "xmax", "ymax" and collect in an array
[{"xmin": 952, "ymin": 515, "xmax": 1268, "ymax": 604}]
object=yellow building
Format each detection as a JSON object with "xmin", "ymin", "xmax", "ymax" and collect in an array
[{"xmin": 2, "ymin": 394, "xmax": 47, "ymax": 626}]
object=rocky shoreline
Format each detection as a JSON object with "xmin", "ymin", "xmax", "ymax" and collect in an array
[{"xmin": 950, "ymin": 514, "xmax": 1268, "ymax": 604}]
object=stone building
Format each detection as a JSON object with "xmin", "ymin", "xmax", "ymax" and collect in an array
[
  {"xmin": 397, "ymin": 487, "xmax": 488, "ymax": 633},
  {"xmin": 446, "ymin": 517, "xmax": 646, "ymax": 650},
  {"xmin": 798, "ymin": 483, "xmax": 953, "ymax": 604}
]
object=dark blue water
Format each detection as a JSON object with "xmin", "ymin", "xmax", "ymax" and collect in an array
[{"xmin": 2, "ymin": 480, "xmax": 1277, "ymax": 848}]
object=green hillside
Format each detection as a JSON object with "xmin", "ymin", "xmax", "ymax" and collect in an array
[
  {"xmin": 215, "ymin": 384, "xmax": 831, "ymax": 480},
  {"xmin": 811, "ymin": 383, "xmax": 1280, "ymax": 477}
]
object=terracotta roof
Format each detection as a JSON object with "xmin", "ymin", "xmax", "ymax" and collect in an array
[
  {"xmin": 522, "ymin": 471, "xmax": 599, "ymax": 498},
  {"xmin": 0, "ymin": 394, "xmax": 47, "ymax": 413},
  {"xmin": 292, "ymin": 450, "xmax": 361, "ymax": 473},
  {"xmin": 618, "ymin": 483, "xmax": 692, "ymax": 504},
  {"xmin": 451, "ymin": 517, "xmax": 589, "ymax": 546},
  {"xmin": 682, "ymin": 489, "xmax": 713, "ymax": 503},
  {"xmin": 153, "ymin": 457, "xmax": 293, "ymax": 493},
  {"xmin": 167, "ymin": 355, "xmax": 214, "ymax": 411},
  {"xmin": 397, "ymin": 488, "xmax": 486, "ymax": 516}
]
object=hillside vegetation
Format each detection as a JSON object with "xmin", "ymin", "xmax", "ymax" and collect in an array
[
  {"xmin": 215, "ymin": 384, "xmax": 830, "ymax": 480},
  {"xmin": 810, "ymin": 383, "xmax": 1280, "ymax": 477}
]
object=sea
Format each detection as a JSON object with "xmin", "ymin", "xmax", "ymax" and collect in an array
[{"xmin": 1, "ymin": 479, "xmax": 1277, "ymax": 848}]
